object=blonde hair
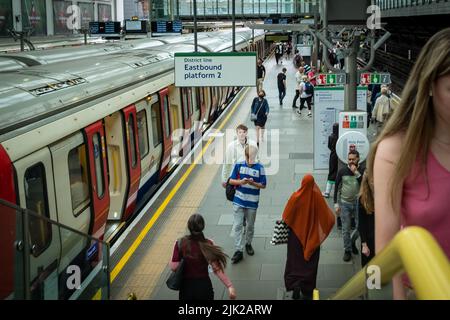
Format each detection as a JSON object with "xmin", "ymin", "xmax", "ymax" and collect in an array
[{"xmin": 364, "ymin": 28, "xmax": 450, "ymax": 210}]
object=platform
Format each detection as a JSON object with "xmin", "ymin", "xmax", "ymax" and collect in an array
[{"xmin": 108, "ymin": 53, "xmax": 371, "ymax": 300}]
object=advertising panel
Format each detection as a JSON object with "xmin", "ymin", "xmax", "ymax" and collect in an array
[
  {"xmin": 79, "ymin": 2, "xmax": 94, "ymax": 29},
  {"xmin": 98, "ymin": 4, "xmax": 112, "ymax": 22},
  {"xmin": 53, "ymin": 0, "xmax": 71, "ymax": 34},
  {"xmin": 0, "ymin": 0, "xmax": 13, "ymax": 37},
  {"xmin": 22, "ymin": 0, "xmax": 47, "ymax": 35}
]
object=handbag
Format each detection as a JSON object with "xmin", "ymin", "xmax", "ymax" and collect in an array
[
  {"xmin": 250, "ymin": 100, "xmax": 264, "ymax": 121},
  {"xmin": 225, "ymin": 164, "xmax": 240, "ymax": 201},
  {"xmin": 166, "ymin": 239, "xmax": 185, "ymax": 290},
  {"xmin": 270, "ymin": 220, "xmax": 289, "ymax": 245}
]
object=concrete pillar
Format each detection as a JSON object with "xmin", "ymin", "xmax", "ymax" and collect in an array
[
  {"xmin": 12, "ymin": 0, "xmax": 22, "ymax": 31},
  {"xmin": 344, "ymin": 38, "xmax": 359, "ymax": 111},
  {"xmin": 46, "ymin": 0, "xmax": 53, "ymax": 35}
]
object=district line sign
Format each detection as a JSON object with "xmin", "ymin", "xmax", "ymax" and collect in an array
[{"xmin": 174, "ymin": 52, "xmax": 257, "ymax": 87}]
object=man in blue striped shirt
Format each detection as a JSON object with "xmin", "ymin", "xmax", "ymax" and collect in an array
[{"xmin": 228, "ymin": 145, "xmax": 266, "ymax": 264}]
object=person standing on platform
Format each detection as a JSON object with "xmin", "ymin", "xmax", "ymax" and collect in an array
[
  {"xmin": 334, "ymin": 150, "xmax": 365, "ymax": 262},
  {"xmin": 363, "ymin": 28, "xmax": 450, "ymax": 299},
  {"xmin": 228, "ymin": 145, "xmax": 267, "ymax": 264},
  {"xmin": 323, "ymin": 123, "xmax": 339, "ymax": 198},
  {"xmin": 283, "ymin": 174, "xmax": 335, "ymax": 300},
  {"xmin": 170, "ymin": 214, "xmax": 236, "ymax": 300},
  {"xmin": 292, "ymin": 67, "xmax": 305, "ymax": 109},
  {"xmin": 251, "ymin": 90, "xmax": 269, "ymax": 147},
  {"xmin": 275, "ymin": 43, "xmax": 282, "ymax": 65},
  {"xmin": 277, "ymin": 68, "xmax": 287, "ymax": 106},
  {"xmin": 221, "ymin": 124, "xmax": 258, "ymax": 188},
  {"xmin": 256, "ymin": 58, "xmax": 266, "ymax": 94},
  {"xmin": 358, "ymin": 171, "xmax": 375, "ymax": 267},
  {"xmin": 372, "ymin": 86, "xmax": 392, "ymax": 135},
  {"xmin": 297, "ymin": 75, "xmax": 314, "ymax": 117}
]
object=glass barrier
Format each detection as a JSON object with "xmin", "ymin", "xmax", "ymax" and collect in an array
[{"xmin": 0, "ymin": 199, "xmax": 110, "ymax": 300}]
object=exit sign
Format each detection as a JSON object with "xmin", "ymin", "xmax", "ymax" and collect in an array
[
  {"xmin": 359, "ymin": 73, "xmax": 391, "ymax": 85},
  {"xmin": 316, "ymin": 73, "xmax": 346, "ymax": 85}
]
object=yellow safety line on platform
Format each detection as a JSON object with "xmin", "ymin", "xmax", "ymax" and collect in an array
[{"xmin": 92, "ymin": 87, "xmax": 250, "ymax": 299}]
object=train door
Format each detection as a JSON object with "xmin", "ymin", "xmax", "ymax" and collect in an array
[
  {"xmin": 84, "ymin": 121, "xmax": 110, "ymax": 241},
  {"xmin": 122, "ymin": 105, "xmax": 141, "ymax": 221},
  {"xmin": 50, "ymin": 133, "xmax": 91, "ymax": 272},
  {"xmin": 14, "ymin": 148, "xmax": 61, "ymax": 298},
  {"xmin": 204, "ymin": 87, "xmax": 213, "ymax": 124},
  {"xmin": 159, "ymin": 88, "xmax": 173, "ymax": 179},
  {"xmin": 196, "ymin": 87, "xmax": 206, "ymax": 126}
]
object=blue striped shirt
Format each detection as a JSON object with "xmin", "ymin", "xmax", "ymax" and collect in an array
[{"xmin": 230, "ymin": 161, "xmax": 267, "ymax": 209}]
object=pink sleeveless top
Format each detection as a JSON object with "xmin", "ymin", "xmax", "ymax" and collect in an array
[{"xmin": 401, "ymin": 150, "xmax": 450, "ymax": 259}]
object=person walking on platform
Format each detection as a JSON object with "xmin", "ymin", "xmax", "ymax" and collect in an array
[
  {"xmin": 334, "ymin": 150, "xmax": 365, "ymax": 262},
  {"xmin": 251, "ymin": 90, "xmax": 269, "ymax": 147},
  {"xmin": 372, "ymin": 86, "xmax": 392, "ymax": 135},
  {"xmin": 292, "ymin": 67, "xmax": 305, "ymax": 109},
  {"xmin": 283, "ymin": 174, "xmax": 335, "ymax": 300},
  {"xmin": 293, "ymin": 50, "xmax": 303, "ymax": 69},
  {"xmin": 358, "ymin": 171, "xmax": 375, "ymax": 267},
  {"xmin": 275, "ymin": 43, "xmax": 283, "ymax": 65},
  {"xmin": 256, "ymin": 58, "xmax": 266, "ymax": 94},
  {"xmin": 228, "ymin": 145, "xmax": 267, "ymax": 264},
  {"xmin": 170, "ymin": 214, "xmax": 236, "ymax": 300},
  {"xmin": 323, "ymin": 123, "xmax": 339, "ymax": 198},
  {"xmin": 362, "ymin": 28, "xmax": 450, "ymax": 300},
  {"xmin": 221, "ymin": 124, "xmax": 258, "ymax": 188},
  {"xmin": 297, "ymin": 75, "xmax": 314, "ymax": 117},
  {"xmin": 277, "ymin": 68, "xmax": 287, "ymax": 106}
]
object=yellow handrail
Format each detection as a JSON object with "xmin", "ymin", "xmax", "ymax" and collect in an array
[{"xmin": 330, "ymin": 226, "xmax": 450, "ymax": 300}]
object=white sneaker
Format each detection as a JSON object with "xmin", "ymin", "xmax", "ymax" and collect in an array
[{"xmin": 308, "ymin": 112, "xmax": 312, "ymax": 117}]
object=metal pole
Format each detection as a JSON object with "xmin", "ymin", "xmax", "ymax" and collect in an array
[
  {"xmin": 232, "ymin": 0, "xmax": 235, "ymax": 51},
  {"xmin": 193, "ymin": 0, "xmax": 198, "ymax": 52},
  {"xmin": 321, "ymin": 0, "xmax": 328, "ymax": 72},
  {"xmin": 344, "ymin": 37, "xmax": 359, "ymax": 111}
]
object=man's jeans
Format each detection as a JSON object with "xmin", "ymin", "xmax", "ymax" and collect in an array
[
  {"xmin": 278, "ymin": 86, "xmax": 286, "ymax": 104},
  {"xmin": 340, "ymin": 200, "xmax": 359, "ymax": 252},
  {"xmin": 233, "ymin": 204, "xmax": 257, "ymax": 252}
]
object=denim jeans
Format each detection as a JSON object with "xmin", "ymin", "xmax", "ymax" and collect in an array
[
  {"xmin": 278, "ymin": 87, "xmax": 286, "ymax": 104},
  {"xmin": 340, "ymin": 200, "xmax": 358, "ymax": 252},
  {"xmin": 233, "ymin": 204, "xmax": 257, "ymax": 252}
]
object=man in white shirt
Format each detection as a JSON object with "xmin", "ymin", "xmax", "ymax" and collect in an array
[
  {"xmin": 222, "ymin": 124, "xmax": 259, "ymax": 188},
  {"xmin": 291, "ymin": 66, "xmax": 305, "ymax": 109}
]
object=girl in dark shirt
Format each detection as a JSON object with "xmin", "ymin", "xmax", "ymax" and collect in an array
[{"xmin": 170, "ymin": 214, "xmax": 236, "ymax": 300}]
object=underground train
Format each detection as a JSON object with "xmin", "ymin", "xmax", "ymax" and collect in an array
[{"xmin": 0, "ymin": 28, "xmax": 269, "ymax": 299}]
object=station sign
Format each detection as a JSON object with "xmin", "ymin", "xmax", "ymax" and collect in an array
[
  {"xmin": 336, "ymin": 131, "xmax": 370, "ymax": 163},
  {"xmin": 316, "ymin": 73, "xmax": 346, "ymax": 86},
  {"xmin": 174, "ymin": 52, "xmax": 257, "ymax": 87},
  {"xmin": 359, "ymin": 72, "xmax": 391, "ymax": 85}
]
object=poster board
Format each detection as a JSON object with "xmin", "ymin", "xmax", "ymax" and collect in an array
[{"xmin": 313, "ymin": 87, "xmax": 367, "ymax": 170}]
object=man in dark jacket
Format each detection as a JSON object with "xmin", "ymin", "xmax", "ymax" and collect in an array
[{"xmin": 334, "ymin": 150, "xmax": 365, "ymax": 262}]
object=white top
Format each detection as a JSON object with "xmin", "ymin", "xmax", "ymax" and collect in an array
[
  {"xmin": 295, "ymin": 71, "xmax": 304, "ymax": 90},
  {"xmin": 300, "ymin": 82, "xmax": 312, "ymax": 98},
  {"xmin": 221, "ymin": 138, "xmax": 258, "ymax": 183}
]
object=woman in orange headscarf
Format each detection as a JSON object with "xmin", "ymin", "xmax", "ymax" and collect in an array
[{"xmin": 283, "ymin": 174, "xmax": 335, "ymax": 300}]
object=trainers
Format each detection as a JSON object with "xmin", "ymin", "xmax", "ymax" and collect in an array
[
  {"xmin": 343, "ymin": 251, "xmax": 352, "ymax": 262},
  {"xmin": 308, "ymin": 112, "xmax": 312, "ymax": 117},
  {"xmin": 245, "ymin": 244, "xmax": 254, "ymax": 256},
  {"xmin": 296, "ymin": 110, "xmax": 301, "ymax": 115},
  {"xmin": 231, "ymin": 251, "xmax": 243, "ymax": 264}
]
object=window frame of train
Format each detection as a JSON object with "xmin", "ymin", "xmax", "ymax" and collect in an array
[
  {"xmin": 127, "ymin": 116, "xmax": 138, "ymax": 168},
  {"xmin": 151, "ymin": 101, "xmax": 163, "ymax": 148},
  {"xmin": 92, "ymin": 133, "xmax": 105, "ymax": 199},
  {"xmin": 136, "ymin": 109, "xmax": 150, "ymax": 160},
  {"xmin": 24, "ymin": 163, "xmax": 52, "ymax": 257},
  {"xmin": 163, "ymin": 95, "xmax": 171, "ymax": 138},
  {"xmin": 68, "ymin": 144, "xmax": 91, "ymax": 218}
]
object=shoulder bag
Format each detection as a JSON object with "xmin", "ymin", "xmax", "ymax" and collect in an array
[
  {"xmin": 225, "ymin": 164, "xmax": 240, "ymax": 201},
  {"xmin": 250, "ymin": 100, "xmax": 264, "ymax": 121},
  {"xmin": 166, "ymin": 239, "xmax": 185, "ymax": 290},
  {"xmin": 270, "ymin": 220, "xmax": 289, "ymax": 245}
]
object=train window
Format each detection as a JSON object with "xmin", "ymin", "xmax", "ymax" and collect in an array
[
  {"xmin": 68, "ymin": 144, "xmax": 91, "ymax": 217},
  {"xmin": 151, "ymin": 102, "xmax": 163, "ymax": 147},
  {"xmin": 24, "ymin": 163, "xmax": 52, "ymax": 257},
  {"xmin": 92, "ymin": 134, "xmax": 105, "ymax": 198},
  {"xmin": 163, "ymin": 95, "xmax": 171, "ymax": 137},
  {"xmin": 181, "ymin": 88, "xmax": 188, "ymax": 121},
  {"xmin": 189, "ymin": 88, "xmax": 194, "ymax": 115},
  {"xmin": 128, "ymin": 116, "xmax": 138, "ymax": 168},
  {"xmin": 137, "ymin": 110, "xmax": 149, "ymax": 159}
]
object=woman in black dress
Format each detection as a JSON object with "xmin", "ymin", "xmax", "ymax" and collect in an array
[{"xmin": 251, "ymin": 90, "xmax": 269, "ymax": 146}]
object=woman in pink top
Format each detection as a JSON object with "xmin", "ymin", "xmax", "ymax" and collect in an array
[
  {"xmin": 363, "ymin": 28, "xmax": 450, "ymax": 299},
  {"xmin": 170, "ymin": 214, "xmax": 236, "ymax": 300}
]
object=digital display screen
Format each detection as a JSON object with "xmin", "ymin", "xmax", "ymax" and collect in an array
[
  {"xmin": 151, "ymin": 20, "xmax": 182, "ymax": 33},
  {"xmin": 264, "ymin": 18, "xmax": 289, "ymax": 24},
  {"xmin": 126, "ymin": 20, "xmax": 142, "ymax": 31},
  {"xmin": 89, "ymin": 21, "xmax": 121, "ymax": 35}
]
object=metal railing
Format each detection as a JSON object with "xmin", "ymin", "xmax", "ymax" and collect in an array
[
  {"xmin": 0, "ymin": 199, "xmax": 110, "ymax": 300},
  {"xmin": 329, "ymin": 226, "xmax": 450, "ymax": 300}
]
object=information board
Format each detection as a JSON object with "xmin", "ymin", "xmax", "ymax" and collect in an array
[
  {"xmin": 151, "ymin": 20, "xmax": 182, "ymax": 33},
  {"xmin": 175, "ymin": 52, "xmax": 256, "ymax": 87},
  {"xmin": 313, "ymin": 87, "xmax": 367, "ymax": 170},
  {"xmin": 89, "ymin": 21, "xmax": 121, "ymax": 35}
]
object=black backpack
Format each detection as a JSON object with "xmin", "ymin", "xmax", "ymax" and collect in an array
[{"xmin": 304, "ymin": 82, "xmax": 314, "ymax": 95}]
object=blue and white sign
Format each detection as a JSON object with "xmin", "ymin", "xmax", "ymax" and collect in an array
[{"xmin": 174, "ymin": 52, "xmax": 257, "ymax": 87}]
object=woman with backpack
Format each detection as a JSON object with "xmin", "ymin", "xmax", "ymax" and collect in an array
[
  {"xmin": 169, "ymin": 214, "xmax": 236, "ymax": 300},
  {"xmin": 251, "ymin": 90, "xmax": 270, "ymax": 146},
  {"xmin": 297, "ymin": 75, "xmax": 314, "ymax": 117}
]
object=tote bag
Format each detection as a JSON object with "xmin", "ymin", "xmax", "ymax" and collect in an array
[
  {"xmin": 166, "ymin": 239, "xmax": 185, "ymax": 290},
  {"xmin": 270, "ymin": 220, "xmax": 289, "ymax": 245},
  {"xmin": 251, "ymin": 100, "xmax": 264, "ymax": 121}
]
